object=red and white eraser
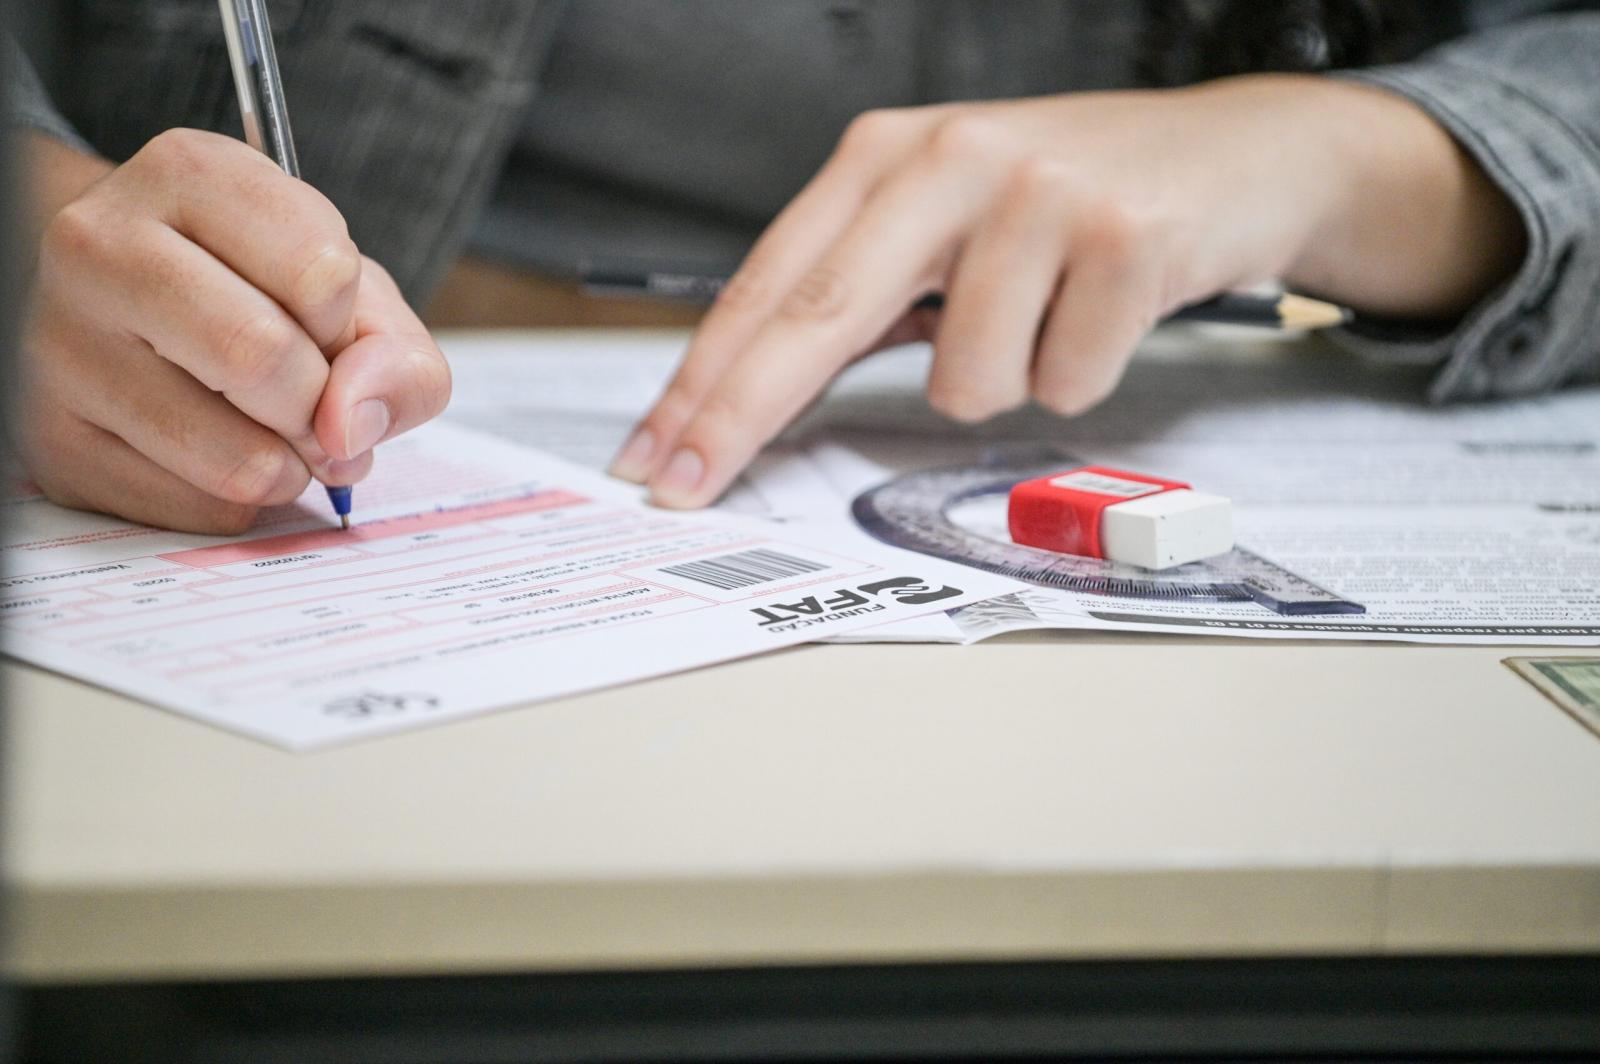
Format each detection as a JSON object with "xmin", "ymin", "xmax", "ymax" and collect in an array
[{"xmin": 1007, "ymin": 466, "xmax": 1233, "ymax": 570}]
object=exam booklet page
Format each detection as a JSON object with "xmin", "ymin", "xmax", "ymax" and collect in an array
[
  {"xmin": 805, "ymin": 358, "xmax": 1600, "ymax": 646},
  {"xmin": 0, "ymin": 424, "xmax": 1017, "ymax": 748},
  {"xmin": 934, "ymin": 370, "xmax": 1600, "ymax": 645}
]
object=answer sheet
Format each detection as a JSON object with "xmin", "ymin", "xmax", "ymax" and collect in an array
[
  {"xmin": 1, "ymin": 424, "xmax": 1017, "ymax": 748},
  {"xmin": 440, "ymin": 331, "xmax": 1600, "ymax": 646}
]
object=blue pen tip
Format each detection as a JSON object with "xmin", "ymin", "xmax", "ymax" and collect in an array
[{"xmin": 325, "ymin": 485, "xmax": 353, "ymax": 529}]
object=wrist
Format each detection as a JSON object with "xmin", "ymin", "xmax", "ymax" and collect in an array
[
  {"xmin": 1170, "ymin": 74, "xmax": 1382, "ymax": 286},
  {"xmin": 1272, "ymin": 77, "xmax": 1526, "ymax": 318}
]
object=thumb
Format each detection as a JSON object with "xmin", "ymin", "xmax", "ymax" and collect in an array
[
  {"xmin": 314, "ymin": 329, "xmax": 452, "ymax": 463},
  {"xmin": 314, "ymin": 260, "xmax": 452, "ymax": 466}
]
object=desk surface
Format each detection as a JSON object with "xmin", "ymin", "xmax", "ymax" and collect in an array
[{"xmin": 5, "ymin": 331, "xmax": 1600, "ymax": 983}]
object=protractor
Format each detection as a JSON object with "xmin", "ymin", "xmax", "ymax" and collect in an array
[{"xmin": 850, "ymin": 447, "xmax": 1364, "ymax": 617}]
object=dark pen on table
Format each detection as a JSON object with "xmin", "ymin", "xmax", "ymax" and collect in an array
[{"xmin": 217, "ymin": 0, "xmax": 354, "ymax": 530}]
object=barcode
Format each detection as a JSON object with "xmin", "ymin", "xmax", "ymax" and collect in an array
[{"xmin": 659, "ymin": 548, "xmax": 829, "ymax": 591}]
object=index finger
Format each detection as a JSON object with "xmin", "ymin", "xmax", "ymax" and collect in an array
[
  {"xmin": 645, "ymin": 154, "xmax": 986, "ymax": 508},
  {"xmin": 609, "ymin": 108, "xmax": 935, "ymax": 483},
  {"xmin": 127, "ymin": 128, "xmax": 362, "ymax": 351}
]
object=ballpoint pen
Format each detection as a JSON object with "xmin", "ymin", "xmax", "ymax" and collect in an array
[{"xmin": 217, "ymin": 0, "xmax": 354, "ymax": 530}]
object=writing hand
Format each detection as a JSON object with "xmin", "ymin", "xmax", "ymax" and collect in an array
[{"xmin": 18, "ymin": 128, "xmax": 450, "ymax": 533}]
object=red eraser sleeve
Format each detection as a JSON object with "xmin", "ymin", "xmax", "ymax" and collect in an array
[{"xmin": 1007, "ymin": 466, "xmax": 1189, "ymax": 558}]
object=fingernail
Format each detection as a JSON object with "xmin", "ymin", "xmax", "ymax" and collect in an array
[
  {"xmin": 651, "ymin": 447, "xmax": 705, "ymax": 503},
  {"xmin": 609, "ymin": 427, "xmax": 656, "ymax": 482},
  {"xmin": 343, "ymin": 399, "xmax": 391, "ymax": 458},
  {"xmin": 324, "ymin": 456, "xmax": 369, "ymax": 483}
]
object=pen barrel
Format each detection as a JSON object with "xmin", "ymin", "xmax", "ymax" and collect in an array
[
  {"xmin": 217, "ymin": 0, "xmax": 300, "ymax": 177},
  {"xmin": 583, "ymin": 271, "xmax": 727, "ymax": 302}
]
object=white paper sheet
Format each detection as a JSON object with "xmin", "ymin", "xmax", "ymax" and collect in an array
[
  {"xmin": 438, "ymin": 332, "xmax": 1600, "ymax": 646},
  {"xmin": 1, "ymin": 423, "xmax": 1018, "ymax": 748},
  {"xmin": 439, "ymin": 331, "xmax": 818, "ymax": 521}
]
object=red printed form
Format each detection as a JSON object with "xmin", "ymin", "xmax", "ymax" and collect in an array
[{"xmin": 1, "ymin": 424, "xmax": 1016, "ymax": 748}]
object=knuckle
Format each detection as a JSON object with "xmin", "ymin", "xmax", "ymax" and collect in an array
[
  {"xmin": 1004, "ymin": 157, "xmax": 1074, "ymax": 205},
  {"xmin": 654, "ymin": 380, "xmax": 705, "ymax": 425},
  {"xmin": 778, "ymin": 266, "xmax": 849, "ymax": 323},
  {"xmin": 33, "ymin": 480, "xmax": 84, "ymax": 512},
  {"xmin": 141, "ymin": 127, "xmax": 218, "ymax": 178},
  {"xmin": 1077, "ymin": 198, "xmax": 1148, "ymax": 266},
  {"xmin": 658, "ymin": 377, "xmax": 700, "ymax": 414},
  {"xmin": 713, "ymin": 266, "xmax": 770, "ymax": 312},
  {"xmin": 839, "ymin": 108, "xmax": 909, "ymax": 156},
  {"xmin": 41, "ymin": 199, "xmax": 113, "ymax": 267},
  {"xmin": 926, "ymin": 113, "xmax": 1010, "ymax": 165},
  {"xmin": 219, "ymin": 311, "xmax": 300, "ymax": 391},
  {"xmin": 288, "ymin": 233, "xmax": 361, "ymax": 312},
  {"xmin": 146, "ymin": 401, "xmax": 200, "ymax": 457},
  {"xmin": 20, "ymin": 409, "xmax": 78, "ymax": 473},
  {"xmin": 692, "ymin": 392, "xmax": 749, "ymax": 445},
  {"xmin": 215, "ymin": 445, "xmax": 293, "ymax": 506},
  {"xmin": 29, "ymin": 465, "xmax": 87, "ymax": 511},
  {"xmin": 20, "ymin": 417, "xmax": 94, "ymax": 512},
  {"xmin": 405, "ymin": 345, "xmax": 453, "ymax": 418}
]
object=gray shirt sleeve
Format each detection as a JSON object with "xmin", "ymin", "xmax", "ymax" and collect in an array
[
  {"xmin": 1332, "ymin": 12, "xmax": 1600, "ymax": 401},
  {"xmin": 4, "ymin": 35, "xmax": 93, "ymax": 154}
]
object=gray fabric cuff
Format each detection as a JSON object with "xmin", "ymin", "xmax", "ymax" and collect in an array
[
  {"xmin": 1331, "ymin": 18, "xmax": 1600, "ymax": 401},
  {"xmin": 5, "ymin": 35, "xmax": 94, "ymax": 154}
]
